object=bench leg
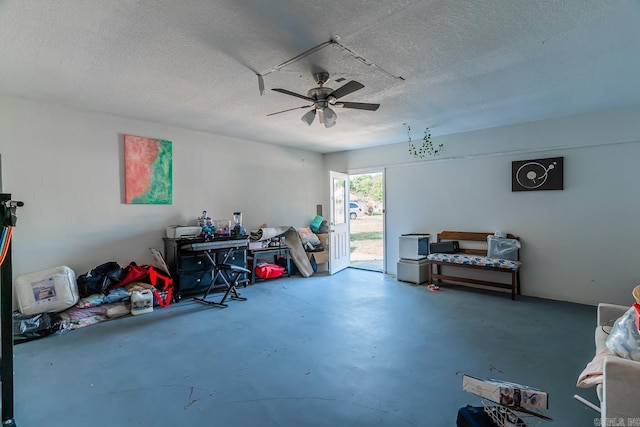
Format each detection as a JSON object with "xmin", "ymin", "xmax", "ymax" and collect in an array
[{"xmin": 511, "ymin": 271, "xmax": 516, "ymax": 300}]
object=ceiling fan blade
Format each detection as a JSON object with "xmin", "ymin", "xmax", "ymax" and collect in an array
[
  {"xmin": 272, "ymin": 88, "xmax": 313, "ymax": 102},
  {"xmin": 266, "ymin": 105, "xmax": 313, "ymax": 116},
  {"xmin": 338, "ymin": 102, "xmax": 380, "ymax": 111},
  {"xmin": 329, "ymin": 80, "xmax": 364, "ymax": 99}
]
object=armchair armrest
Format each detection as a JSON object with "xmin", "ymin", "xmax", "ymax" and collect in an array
[
  {"xmin": 602, "ymin": 355, "xmax": 640, "ymax": 418},
  {"xmin": 598, "ymin": 303, "xmax": 628, "ymax": 327}
]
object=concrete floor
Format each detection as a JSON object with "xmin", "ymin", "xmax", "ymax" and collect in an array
[
  {"xmin": 13, "ymin": 269, "xmax": 599, "ymax": 426},
  {"xmin": 350, "ymin": 259, "xmax": 383, "ymax": 272}
]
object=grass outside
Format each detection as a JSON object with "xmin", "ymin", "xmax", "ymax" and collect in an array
[
  {"xmin": 351, "ymin": 231, "xmax": 383, "ymax": 241},
  {"xmin": 349, "ymin": 214, "xmax": 384, "ymax": 261}
]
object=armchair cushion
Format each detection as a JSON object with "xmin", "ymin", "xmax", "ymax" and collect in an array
[{"xmin": 602, "ymin": 355, "xmax": 640, "ymax": 418}]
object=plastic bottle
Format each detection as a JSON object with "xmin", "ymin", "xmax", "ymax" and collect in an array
[{"xmin": 131, "ymin": 290, "xmax": 153, "ymax": 315}]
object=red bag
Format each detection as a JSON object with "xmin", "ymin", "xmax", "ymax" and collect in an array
[
  {"xmin": 109, "ymin": 262, "xmax": 148, "ymax": 290},
  {"xmin": 255, "ymin": 263, "xmax": 284, "ymax": 279},
  {"xmin": 148, "ymin": 265, "xmax": 173, "ymax": 307}
]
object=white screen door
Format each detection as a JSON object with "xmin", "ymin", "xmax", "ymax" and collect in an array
[{"xmin": 329, "ymin": 171, "xmax": 350, "ymax": 274}]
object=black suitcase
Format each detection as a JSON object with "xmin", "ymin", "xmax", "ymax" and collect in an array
[
  {"xmin": 429, "ymin": 241, "xmax": 460, "ymax": 253},
  {"xmin": 456, "ymin": 405, "xmax": 498, "ymax": 427}
]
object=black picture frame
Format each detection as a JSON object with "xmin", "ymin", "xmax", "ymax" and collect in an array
[{"xmin": 512, "ymin": 157, "xmax": 563, "ymax": 192}]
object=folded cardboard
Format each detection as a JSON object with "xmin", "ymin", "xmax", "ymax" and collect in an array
[
  {"xmin": 307, "ymin": 250, "xmax": 329, "ymax": 265},
  {"xmin": 306, "ymin": 233, "xmax": 329, "ymax": 265},
  {"xmin": 462, "ymin": 375, "xmax": 548, "ymax": 410}
]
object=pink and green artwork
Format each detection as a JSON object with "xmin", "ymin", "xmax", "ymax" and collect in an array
[{"xmin": 124, "ymin": 134, "xmax": 172, "ymax": 204}]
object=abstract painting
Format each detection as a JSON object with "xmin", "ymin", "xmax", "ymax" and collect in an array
[{"xmin": 124, "ymin": 134, "xmax": 173, "ymax": 204}]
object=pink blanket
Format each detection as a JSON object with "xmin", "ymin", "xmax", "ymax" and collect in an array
[{"xmin": 577, "ymin": 347, "xmax": 616, "ymax": 387}]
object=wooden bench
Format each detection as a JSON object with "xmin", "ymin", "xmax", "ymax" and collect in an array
[{"xmin": 426, "ymin": 231, "xmax": 521, "ymax": 300}]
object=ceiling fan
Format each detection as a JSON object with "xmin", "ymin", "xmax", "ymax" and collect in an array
[{"xmin": 267, "ymin": 72, "xmax": 380, "ymax": 128}]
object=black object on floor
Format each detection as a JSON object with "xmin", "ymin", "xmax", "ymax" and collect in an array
[{"xmin": 456, "ymin": 405, "xmax": 498, "ymax": 427}]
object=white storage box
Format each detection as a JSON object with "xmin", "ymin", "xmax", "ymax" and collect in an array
[
  {"xmin": 399, "ymin": 234, "xmax": 430, "ymax": 260},
  {"xmin": 16, "ymin": 266, "xmax": 79, "ymax": 315},
  {"xmin": 397, "ymin": 259, "xmax": 430, "ymax": 284}
]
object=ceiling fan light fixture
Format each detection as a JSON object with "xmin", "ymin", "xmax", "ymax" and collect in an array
[
  {"xmin": 323, "ymin": 107, "xmax": 337, "ymax": 128},
  {"xmin": 301, "ymin": 109, "xmax": 316, "ymax": 126}
]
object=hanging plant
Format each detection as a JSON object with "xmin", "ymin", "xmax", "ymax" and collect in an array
[{"xmin": 404, "ymin": 123, "xmax": 443, "ymax": 158}]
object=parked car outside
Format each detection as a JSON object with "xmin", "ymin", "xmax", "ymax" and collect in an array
[{"xmin": 349, "ymin": 202, "xmax": 362, "ymax": 219}]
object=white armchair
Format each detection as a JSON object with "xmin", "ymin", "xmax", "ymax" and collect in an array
[{"xmin": 596, "ymin": 303, "xmax": 640, "ymax": 420}]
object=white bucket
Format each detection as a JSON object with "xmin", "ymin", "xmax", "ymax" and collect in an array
[{"xmin": 131, "ymin": 290, "xmax": 153, "ymax": 315}]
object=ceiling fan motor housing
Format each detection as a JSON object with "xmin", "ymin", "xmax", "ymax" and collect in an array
[
  {"xmin": 308, "ymin": 87, "xmax": 334, "ymax": 109},
  {"xmin": 313, "ymin": 72, "xmax": 330, "ymax": 86}
]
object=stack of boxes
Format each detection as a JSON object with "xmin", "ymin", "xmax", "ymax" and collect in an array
[
  {"xmin": 305, "ymin": 233, "xmax": 329, "ymax": 272},
  {"xmin": 396, "ymin": 234, "xmax": 430, "ymax": 284}
]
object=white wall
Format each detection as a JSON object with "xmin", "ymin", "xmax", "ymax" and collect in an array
[
  {"xmin": 326, "ymin": 105, "xmax": 640, "ymax": 306},
  {"xmin": 0, "ymin": 95, "xmax": 325, "ymax": 281},
  {"xmin": 4, "ymin": 94, "xmax": 640, "ymax": 306}
]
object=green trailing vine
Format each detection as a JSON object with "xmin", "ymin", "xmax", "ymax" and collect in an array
[{"xmin": 404, "ymin": 123, "xmax": 443, "ymax": 158}]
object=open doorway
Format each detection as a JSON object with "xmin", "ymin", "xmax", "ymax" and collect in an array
[{"xmin": 349, "ymin": 171, "xmax": 384, "ymax": 272}]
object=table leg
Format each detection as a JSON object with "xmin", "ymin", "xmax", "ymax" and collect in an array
[
  {"xmin": 251, "ymin": 256, "xmax": 257, "ymax": 285},
  {"xmin": 285, "ymin": 250, "xmax": 291, "ymax": 276}
]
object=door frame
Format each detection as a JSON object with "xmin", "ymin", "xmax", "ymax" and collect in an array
[{"xmin": 348, "ymin": 169, "xmax": 385, "ymax": 273}]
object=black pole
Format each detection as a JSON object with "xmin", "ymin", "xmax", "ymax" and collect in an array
[{"xmin": 0, "ymin": 193, "xmax": 17, "ymax": 426}]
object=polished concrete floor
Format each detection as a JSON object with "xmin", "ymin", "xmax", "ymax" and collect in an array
[{"xmin": 13, "ymin": 269, "xmax": 599, "ymax": 426}]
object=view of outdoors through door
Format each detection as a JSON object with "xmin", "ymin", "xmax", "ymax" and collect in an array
[{"xmin": 349, "ymin": 172, "xmax": 384, "ymax": 272}]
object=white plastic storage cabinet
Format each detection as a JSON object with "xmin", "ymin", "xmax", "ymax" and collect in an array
[
  {"xmin": 399, "ymin": 234, "xmax": 430, "ymax": 260},
  {"xmin": 397, "ymin": 259, "xmax": 430, "ymax": 284}
]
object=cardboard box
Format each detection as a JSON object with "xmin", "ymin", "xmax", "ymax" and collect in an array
[
  {"xmin": 316, "ymin": 233, "xmax": 329, "ymax": 250},
  {"xmin": 305, "ymin": 233, "xmax": 329, "ymax": 265},
  {"xmin": 462, "ymin": 375, "xmax": 548, "ymax": 410},
  {"xmin": 307, "ymin": 250, "xmax": 329, "ymax": 265}
]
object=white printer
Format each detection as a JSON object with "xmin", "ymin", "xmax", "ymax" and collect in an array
[{"xmin": 165, "ymin": 226, "xmax": 202, "ymax": 239}]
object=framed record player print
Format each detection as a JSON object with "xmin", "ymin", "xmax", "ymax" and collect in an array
[{"xmin": 512, "ymin": 156, "xmax": 563, "ymax": 192}]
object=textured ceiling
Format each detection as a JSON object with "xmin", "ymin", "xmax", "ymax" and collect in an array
[{"xmin": 1, "ymin": 0, "xmax": 639, "ymax": 153}]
